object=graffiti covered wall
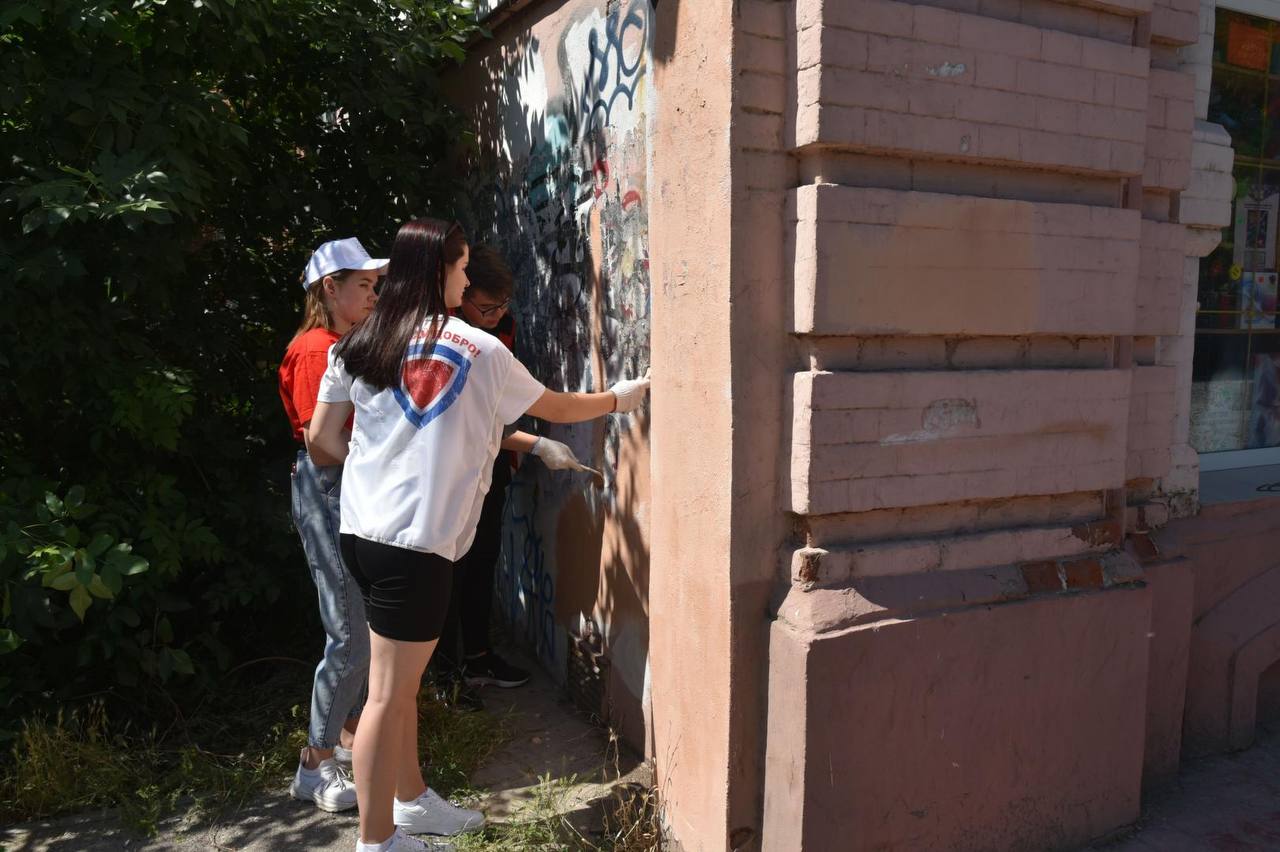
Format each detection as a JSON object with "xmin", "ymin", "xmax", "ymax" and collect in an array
[{"xmin": 452, "ymin": 0, "xmax": 654, "ymax": 751}]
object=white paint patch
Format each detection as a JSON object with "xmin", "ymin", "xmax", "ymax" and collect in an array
[
  {"xmin": 927, "ymin": 62, "xmax": 967, "ymax": 78},
  {"xmin": 882, "ymin": 399, "xmax": 979, "ymax": 444},
  {"xmin": 881, "ymin": 429, "xmax": 944, "ymax": 445},
  {"xmin": 563, "ymin": 9, "xmax": 607, "ymax": 98},
  {"xmin": 641, "ymin": 654, "xmax": 653, "ymax": 755},
  {"xmin": 923, "ymin": 398, "xmax": 979, "ymax": 431},
  {"xmin": 507, "ymin": 46, "xmax": 548, "ymax": 163}
]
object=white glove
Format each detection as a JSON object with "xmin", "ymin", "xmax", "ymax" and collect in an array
[
  {"xmin": 608, "ymin": 368, "xmax": 651, "ymax": 414},
  {"xmin": 530, "ymin": 437, "xmax": 580, "ymax": 471}
]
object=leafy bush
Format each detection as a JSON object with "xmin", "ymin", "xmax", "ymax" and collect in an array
[{"xmin": 0, "ymin": 0, "xmax": 477, "ymax": 735}]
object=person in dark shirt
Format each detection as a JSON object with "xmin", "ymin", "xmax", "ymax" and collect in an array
[{"xmin": 436, "ymin": 245, "xmax": 578, "ymax": 703}]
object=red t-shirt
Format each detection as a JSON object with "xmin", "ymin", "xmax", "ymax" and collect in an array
[{"xmin": 279, "ymin": 327, "xmax": 342, "ymax": 442}]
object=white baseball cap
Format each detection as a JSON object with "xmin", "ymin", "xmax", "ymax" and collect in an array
[{"xmin": 302, "ymin": 238, "xmax": 388, "ymax": 289}]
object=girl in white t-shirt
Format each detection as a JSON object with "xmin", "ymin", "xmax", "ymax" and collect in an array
[{"xmin": 309, "ymin": 219, "xmax": 649, "ymax": 852}]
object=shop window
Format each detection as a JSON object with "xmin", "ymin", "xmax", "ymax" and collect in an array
[{"xmin": 1193, "ymin": 9, "xmax": 1280, "ymax": 455}]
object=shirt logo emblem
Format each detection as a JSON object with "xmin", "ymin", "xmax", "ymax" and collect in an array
[{"xmin": 392, "ymin": 342, "xmax": 471, "ymax": 428}]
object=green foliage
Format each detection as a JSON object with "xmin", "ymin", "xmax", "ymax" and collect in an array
[
  {"xmin": 0, "ymin": 0, "xmax": 477, "ymax": 733},
  {"xmin": 0, "ymin": 673, "xmax": 512, "ymax": 832}
]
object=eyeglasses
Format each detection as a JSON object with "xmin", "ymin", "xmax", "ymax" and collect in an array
[{"xmin": 465, "ymin": 293, "xmax": 511, "ymax": 317}]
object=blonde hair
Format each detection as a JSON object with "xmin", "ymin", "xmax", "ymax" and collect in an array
[{"xmin": 292, "ymin": 270, "xmax": 355, "ymax": 341}]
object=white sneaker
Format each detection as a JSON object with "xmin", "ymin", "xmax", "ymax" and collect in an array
[
  {"xmin": 393, "ymin": 787, "xmax": 485, "ymax": 835},
  {"xmin": 290, "ymin": 757, "xmax": 358, "ymax": 812},
  {"xmin": 355, "ymin": 827, "xmax": 455, "ymax": 852},
  {"xmin": 334, "ymin": 743, "xmax": 354, "ymax": 769}
]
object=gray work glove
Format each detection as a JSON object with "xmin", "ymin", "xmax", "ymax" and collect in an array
[
  {"xmin": 530, "ymin": 436, "xmax": 580, "ymax": 471},
  {"xmin": 608, "ymin": 368, "xmax": 651, "ymax": 414},
  {"xmin": 530, "ymin": 437, "xmax": 603, "ymax": 479}
]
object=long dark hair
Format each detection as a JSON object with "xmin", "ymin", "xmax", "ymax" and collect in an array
[{"xmin": 335, "ymin": 219, "xmax": 467, "ymax": 391}]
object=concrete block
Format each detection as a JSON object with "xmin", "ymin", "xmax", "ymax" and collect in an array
[
  {"xmin": 1041, "ymin": 29, "xmax": 1084, "ymax": 66},
  {"xmin": 976, "ymin": 52, "xmax": 1018, "ymax": 90},
  {"xmin": 1115, "ymin": 74, "xmax": 1148, "ymax": 111},
  {"xmin": 1143, "ymin": 558, "xmax": 1194, "ymax": 790},
  {"xmin": 956, "ymin": 14, "xmax": 1042, "ymax": 59},
  {"xmin": 1135, "ymin": 220, "xmax": 1188, "ymax": 335},
  {"xmin": 792, "ymin": 184, "xmax": 1140, "ymax": 336},
  {"xmin": 740, "ymin": 32, "xmax": 786, "ymax": 74},
  {"xmin": 1081, "ymin": 38, "xmax": 1148, "ymax": 77},
  {"xmin": 797, "ymin": 23, "xmax": 868, "ymax": 71},
  {"xmin": 762, "ymin": 589, "xmax": 1151, "ymax": 851},
  {"xmin": 740, "ymin": 0, "xmax": 785, "ymax": 38},
  {"xmin": 799, "ymin": 0, "xmax": 913, "ymax": 37},
  {"xmin": 741, "ymin": 150, "xmax": 793, "ymax": 189},
  {"xmin": 739, "ymin": 111, "xmax": 784, "ymax": 151},
  {"xmin": 1149, "ymin": 67, "xmax": 1195, "ymax": 103},
  {"xmin": 1185, "ymin": 566, "xmax": 1280, "ymax": 756},
  {"xmin": 791, "ymin": 366, "xmax": 1131, "ymax": 514},
  {"xmin": 913, "ymin": 4, "xmax": 962, "ymax": 45},
  {"xmin": 1145, "ymin": 128, "xmax": 1193, "ymax": 191},
  {"xmin": 742, "ymin": 70, "xmax": 786, "ymax": 116},
  {"xmin": 792, "ymin": 0, "xmax": 1149, "ymax": 176},
  {"xmin": 1151, "ymin": 4, "xmax": 1200, "ymax": 45},
  {"xmin": 806, "ymin": 65, "xmax": 911, "ymax": 111}
]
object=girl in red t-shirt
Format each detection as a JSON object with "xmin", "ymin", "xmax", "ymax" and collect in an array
[{"xmin": 278, "ymin": 238, "xmax": 383, "ymax": 814}]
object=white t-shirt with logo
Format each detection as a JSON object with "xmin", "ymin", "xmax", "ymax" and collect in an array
[{"xmin": 317, "ymin": 315, "xmax": 546, "ymax": 560}]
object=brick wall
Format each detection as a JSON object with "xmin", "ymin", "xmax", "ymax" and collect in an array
[
  {"xmin": 755, "ymin": 0, "xmax": 1226, "ymax": 846},
  {"xmin": 779, "ymin": 0, "xmax": 1206, "ymax": 584}
]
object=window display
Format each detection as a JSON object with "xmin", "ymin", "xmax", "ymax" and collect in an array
[{"xmin": 1192, "ymin": 9, "xmax": 1280, "ymax": 454}]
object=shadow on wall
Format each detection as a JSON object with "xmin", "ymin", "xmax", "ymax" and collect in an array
[{"xmin": 452, "ymin": 0, "xmax": 656, "ymax": 750}]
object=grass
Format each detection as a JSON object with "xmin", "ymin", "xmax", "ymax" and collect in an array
[
  {"xmin": 450, "ymin": 771, "xmax": 661, "ymax": 851},
  {"xmin": 0, "ymin": 663, "xmax": 513, "ymax": 834},
  {"xmin": 0, "ymin": 670, "xmax": 310, "ymax": 833},
  {"xmin": 0, "ymin": 663, "xmax": 663, "ymax": 850},
  {"xmin": 452, "ymin": 727, "xmax": 663, "ymax": 852},
  {"xmin": 598, "ymin": 779, "xmax": 663, "ymax": 851},
  {"xmin": 416, "ymin": 684, "xmax": 516, "ymax": 798}
]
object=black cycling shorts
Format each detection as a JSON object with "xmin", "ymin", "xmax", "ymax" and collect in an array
[{"xmin": 339, "ymin": 534, "xmax": 453, "ymax": 643}]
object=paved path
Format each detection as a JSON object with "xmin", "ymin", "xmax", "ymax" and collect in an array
[
  {"xmin": 1090, "ymin": 726, "xmax": 1280, "ymax": 851},
  {"xmin": 0, "ymin": 653, "xmax": 644, "ymax": 852}
]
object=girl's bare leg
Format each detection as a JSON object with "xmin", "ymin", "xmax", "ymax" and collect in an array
[{"xmin": 354, "ymin": 629, "xmax": 436, "ymax": 844}]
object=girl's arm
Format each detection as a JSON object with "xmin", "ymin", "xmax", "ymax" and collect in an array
[
  {"xmin": 525, "ymin": 390, "xmax": 616, "ymax": 423},
  {"xmin": 500, "ymin": 430, "xmax": 539, "ymax": 453},
  {"xmin": 306, "ymin": 400, "xmax": 355, "ymax": 465},
  {"xmin": 525, "ymin": 371, "xmax": 650, "ymax": 423}
]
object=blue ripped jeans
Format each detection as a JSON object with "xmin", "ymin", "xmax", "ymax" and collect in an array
[{"xmin": 291, "ymin": 450, "xmax": 369, "ymax": 749}]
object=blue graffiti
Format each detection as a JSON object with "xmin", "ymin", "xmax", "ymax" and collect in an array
[
  {"xmin": 500, "ymin": 479, "xmax": 558, "ymax": 666},
  {"xmin": 579, "ymin": 0, "xmax": 648, "ymax": 136}
]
